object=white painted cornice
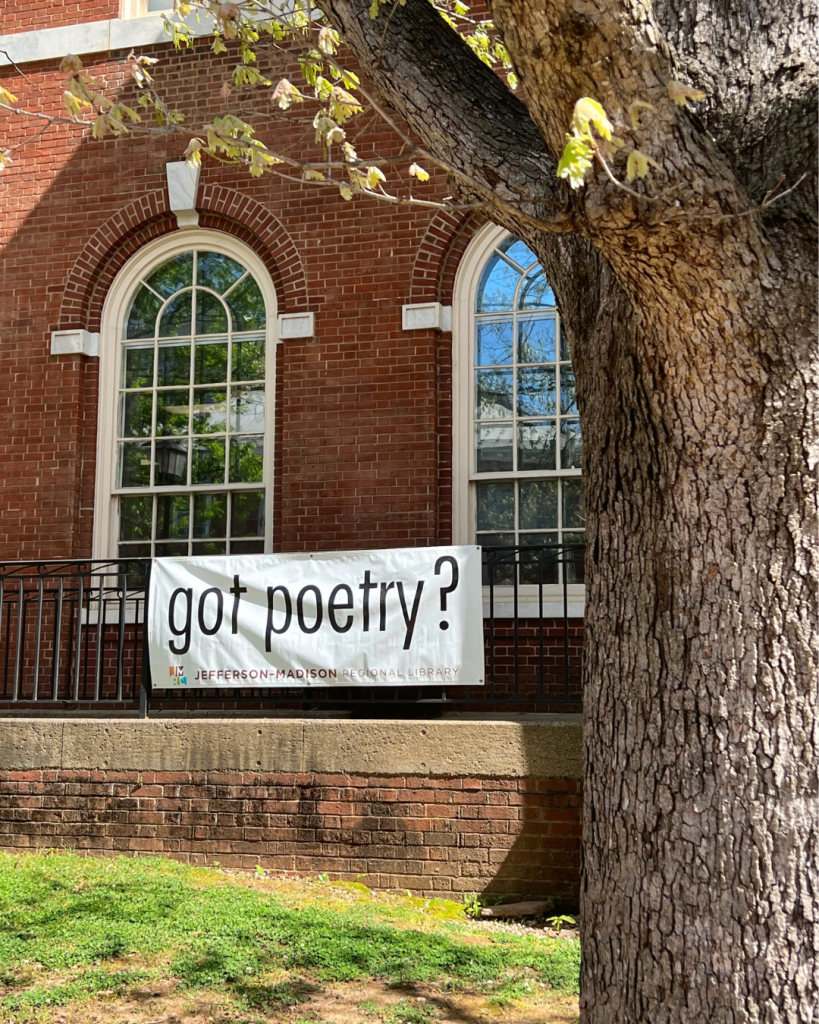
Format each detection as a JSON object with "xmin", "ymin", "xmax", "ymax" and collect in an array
[{"xmin": 0, "ymin": 11, "xmax": 215, "ymax": 67}]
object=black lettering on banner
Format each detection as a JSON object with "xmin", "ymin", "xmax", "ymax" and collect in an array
[
  {"xmin": 396, "ymin": 581, "xmax": 425, "ymax": 650},
  {"xmin": 198, "ymin": 587, "xmax": 223, "ymax": 636},
  {"xmin": 328, "ymin": 584, "xmax": 354, "ymax": 633},
  {"xmin": 168, "ymin": 587, "xmax": 193, "ymax": 655},
  {"xmin": 266, "ymin": 585, "xmax": 292, "ymax": 651},
  {"xmin": 230, "ymin": 574, "xmax": 246, "ymax": 634},
  {"xmin": 297, "ymin": 585, "xmax": 323, "ymax": 634},
  {"xmin": 359, "ymin": 570, "xmax": 376, "ymax": 631},
  {"xmin": 434, "ymin": 555, "xmax": 460, "ymax": 630},
  {"xmin": 379, "ymin": 581, "xmax": 395, "ymax": 631}
]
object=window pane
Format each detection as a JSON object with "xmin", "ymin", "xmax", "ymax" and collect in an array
[
  {"xmin": 123, "ymin": 346, "xmax": 154, "ymax": 388},
  {"xmin": 229, "ymin": 436, "xmax": 264, "ymax": 483},
  {"xmin": 231, "ymin": 490, "xmax": 265, "ymax": 537},
  {"xmin": 194, "ymin": 338, "xmax": 228, "ymax": 385},
  {"xmin": 475, "ymin": 423, "xmax": 513, "ymax": 474},
  {"xmin": 475, "ymin": 321, "xmax": 512, "ymax": 366},
  {"xmin": 192, "ymin": 541, "xmax": 227, "ymax": 555},
  {"xmin": 119, "ymin": 441, "xmax": 152, "ymax": 488},
  {"xmin": 518, "ymin": 318, "xmax": 556, "ymax": 363},
  {"xmin": 193, "ymin": 492, "xmax": 227, "ymax": 538},
  {"xmin": 119, "ymin": 496, "xmax": 152, "ymax": 541},
  {"xmin": 562, "ymin": 531, "xmax": 586, "ymax": 584},
  {"xmin": 230, "ymin": 539, "xmax": 264, "ymax": 555},
  {"xmin": 155, "ymin": 541, "xmax": 189, "ymax": 558},
  {"xmin": 562, "ymin": 478, "xmax": 585, "ymax": 530},
  {"xmin": 191, "ymin": 438, "xmax": 226, "ymax": 485},
  {"xmin": 155, "ymin": 439, "xmax": 188, "ymax": 486},
  {"xmin": 560, "ymin": 325, "xmax": 571, "ymax": 362},
  {"xmin": 499, "ymin": 236, "xmax": 537, "ymax": 270},
  {"xmin": 192, "ymin": 388, "xmax": 227, "ymax": 434},
  {"xmin": 158, "ymin": 291, "xmax": 193, "ymax": 337},
  {"xmin": 520, "ymin": 479, "xmax": 558, "ymax": 529},
  {"xmin": 519, "ymin": 268, "xmax": 555, "ymax": 310},
  {"xmin": 118, "ymin": 542, "xmax": 152, "ymax": 560},
  {"xmin": 146, "ymin": 253, "xmax": 193, "ymax": 298},
  {"xmin": 228, "ymin": 436, "xmax": 264, "ymax": 483},
  {"xmin": 156, "ymin": 390, "xmax": 190, "ymax": 436},
  {"xmin": 227, "ymin": 277, "xmax": 266, "ymax": 331},
  {"xmin": 475, "ymin": 370, "xmax": 513, "ymax": 420},
  {"xmin": 478, "ymin": 534, "xmax": 516, "ymax": 586},
  {"xmin": 126, "ymin": 287, "xmax": 162, "ymax": 339},
  {"xmin": 477, "ymin": 254, "xmax": 521, "ymax": 312},
  {"xmin": 560, "ymin": 367, "xmax": 577, "ymax": 414},
  {"xmin": 518, "ymin": 420, "xmax": 557, "ymax": 471},
  {"xmin": 232, "ymin": 335, "xmax": 265, "ymax": 382},
  {"xmin": 476, "ymin": 481, "xmax": 514, "ymax": 531},
  {"xmin": 230, "ymin": 386, "xmax": 266, "ymax": 433},
  {"xmin": 195, "ymin": 290, "xmax": 229, "ymax": 335},
  {"xmin": 197, "ymin": 251, "xmax": 246, "ymax": 294},
  {"xmin": 156, "ymin": 343, "xmax": 191, "ymax": 387},
  {"xmin": 156, "ymin": 495, "xmax": 190, "ymax": 539},
  {"xmin": 517, "ymin": 366, "xmax": 556, "ymax": 416},
  {"xmin": 560, "ymin": 419, "xmax": 583, "ymax": 469},
  {"xmin": 120, "ymin": 392, "xmax": 153, "ymax": 438},
  {"xmin": 520, "ymin": 533, "xmax": 559, "ymax": 585}
]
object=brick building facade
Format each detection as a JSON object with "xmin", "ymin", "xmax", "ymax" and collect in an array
[{"xmin": 0, "ymin": 2, "xmax": 584, "ymax": 902}]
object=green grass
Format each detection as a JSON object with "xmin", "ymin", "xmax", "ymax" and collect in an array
[{"xmin": 0, "ymin": 851, "xmax": 580, "ymax": 1018}]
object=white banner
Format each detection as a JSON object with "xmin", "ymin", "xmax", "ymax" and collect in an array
[{"xmin": 148, "ymin": 546, "xmax": 484, "ymax": 688}]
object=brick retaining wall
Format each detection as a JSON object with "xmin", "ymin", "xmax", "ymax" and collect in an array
[{"xmin": 0, "ymin": 769, "xmax": 581, "ymax": 904}]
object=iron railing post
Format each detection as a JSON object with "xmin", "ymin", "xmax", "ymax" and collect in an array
[{"xmin": 139, "ymin": 561, "xmax": 152, "ymax": 719}]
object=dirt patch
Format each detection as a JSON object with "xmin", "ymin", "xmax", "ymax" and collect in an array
[{"xmin": 40, "ymin": 977, "xmax": 579, "ymax": 1024}]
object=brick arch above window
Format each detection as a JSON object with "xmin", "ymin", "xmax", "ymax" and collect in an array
[
  {"xmin": 56, "ymin": 186, "xmax": 310, "ymax": 334},
  {"xmin": 408, "ymin": 209, "xmax": 487, "ymax": 306}
]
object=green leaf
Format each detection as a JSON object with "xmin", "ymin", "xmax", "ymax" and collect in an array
[
  {"xmin": 627, "ymin": 100, "xmax": 654, "ymax": 129},
  {"xmin": 571, "ymin": 97, "xmax": 613, "ymax": 141},
  {"xmin": 365, "ymin": 166, "xmax": 386, "ymax": 189},
  {"xmin": 626, "ymin": 149, "xmax": 658, "ymax": 181},
  {"xmin": 667, "ymin": 80, "xmax": 707, "ymax": 106},
  {"xmin": 409, "ymin": 162, "xmax": 430, "ymax": 182},
  {"xmin": 557, "ymin": 136, "xmax": 593, "ymax": 189}
]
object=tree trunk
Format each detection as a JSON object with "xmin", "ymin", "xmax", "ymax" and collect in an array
[
  {"xmin": 537, "ymin": 232, "xmax": 818, "ymax": 1023},
  {"xmin": 316, "ymin": 0, "xmax": 819, "ymax": 1019}
]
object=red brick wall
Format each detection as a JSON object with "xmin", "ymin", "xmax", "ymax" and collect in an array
[
  {"xmin": 0, "ymin": 0, "xmax": 118, "ymax": 36},
  {"xmin": 0, "ymin": 769, "xmax": 581, "ymax": 903},
  {"xmin": 0, "ymin": 39, "xmax": 463, "ymax": 560}
]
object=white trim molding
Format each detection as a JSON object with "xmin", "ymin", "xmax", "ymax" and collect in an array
[
  {"xmin": 451, "ymin": 222, "xmax": 508, "ymax": 546},
  {"xmin": 92, "ymin": 229, "xmax": 279, "ymax": 560},
  {"xmin": 0, "ymin": 12, "xmax": 215, "ymax": 68},
  {"xmin": 50, "ymin": 329, "xmax": 99, "ymax": 357},
  {"xmin": 277, "ymin": 312, "xmax": 315, "ymax": 339},
  {"xmin": 402, "ymin": 302, "xmax": 452, "ymax": 332},
  {"xmin": 166, "ymin": 160, "xmax": 200, "ymax": 229}
]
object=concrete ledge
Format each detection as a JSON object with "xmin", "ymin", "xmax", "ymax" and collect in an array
[{"xmin": 0, "ymin": 716, "xmax": 582, "ymax": 779}]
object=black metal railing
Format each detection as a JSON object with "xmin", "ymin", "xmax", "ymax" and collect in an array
[{"xmin": 0, "ymin": 547, "xmax": 583, "ymax": 715}]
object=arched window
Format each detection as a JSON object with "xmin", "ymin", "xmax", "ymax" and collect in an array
[
  {"xmin": 94, "ymin": 233, "xmax": 276, "ymax": 559},
  {"xmin": 453, "ymin": 226, "xmax": 584, "ymax": 587}
]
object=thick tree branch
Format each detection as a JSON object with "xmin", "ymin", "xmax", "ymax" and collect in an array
[{"xmin": 314, "ymin": 0, "xmax": 574, "ymax": 229}]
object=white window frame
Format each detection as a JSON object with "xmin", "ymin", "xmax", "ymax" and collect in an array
[
  {"xmin": 93, "ymin": 229, "xmax": 278, "ymax": 559},
  {"xmin": 452, "ymin": 222, "xmax": 585, "ymax": 615}
]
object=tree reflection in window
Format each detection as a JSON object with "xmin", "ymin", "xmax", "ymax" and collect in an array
[
  {"xmin": 118, "ymin": 249, "xmax": 267, "ymax": 558},
  {"xmin": 473, "ymin": 235, "xmax": 584, "ymax": 583}
]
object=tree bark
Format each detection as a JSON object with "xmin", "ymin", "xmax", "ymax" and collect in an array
[{"xmin": 315, "ymin": 0, "xmax": 819, "ymax": 1020}]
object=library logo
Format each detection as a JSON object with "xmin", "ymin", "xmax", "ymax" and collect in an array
[{"xmin": 169, "ymin": 665, "xmax": 187, "ymax": 685}]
